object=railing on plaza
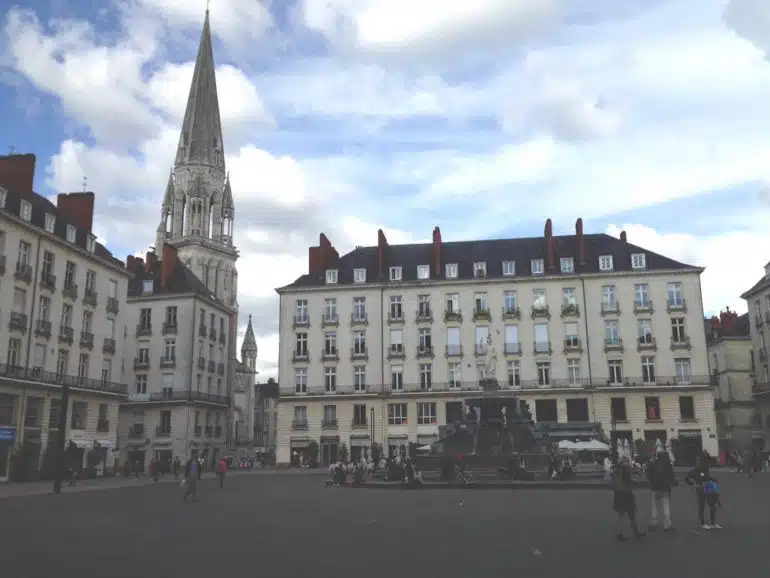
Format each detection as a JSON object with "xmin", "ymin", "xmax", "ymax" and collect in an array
[
  {"xmin": 0, "ymin": 362, "xmax": 128, "ymax": 395},
  {"xmin": 125, "ymin": 390, "xmax": 231, "ymax": 405}
]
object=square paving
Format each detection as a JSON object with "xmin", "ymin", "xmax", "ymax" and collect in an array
[{"xmin": 0, "ymin": 471, "xmax": 768, "ymax": 578}]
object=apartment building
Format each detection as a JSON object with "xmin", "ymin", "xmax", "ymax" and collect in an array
[
  {"xmin": 0, "ymin": 153, "xmax": 130, "ymax": 481},
  {"xmin": 275, "ymin": 219, "xmax": 718, "ymax": 467},
  {"xmin": 117, "ymin": 245, "xmax": 234, "ymax": 470},
  {"xmin": 254, "ymin": 379, "xmax": 278, "ymax": 457},
  {"xmin": 232, "ymin": 315, "xmax": 257, "ymax": 450},
  {"xmin": 705, "ymin": 309, "xmax": 755, "ymax": 452},
  {"xmin": 740, "ymin": 264, "xmax": 770, "ymax": 450}
]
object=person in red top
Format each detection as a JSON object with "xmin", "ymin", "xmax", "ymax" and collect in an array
[{"xmin": 217, "ymin": 458, "xmax": 227, "ymax": 489}]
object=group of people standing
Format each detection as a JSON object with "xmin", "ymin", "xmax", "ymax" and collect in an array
[
  {"xmin": 612, "ymin": 451, "xmax": 723, "ymax": 542},
  {"xmin": 181, "ymin": 456, "xmax": 228, "ymax": 502}
]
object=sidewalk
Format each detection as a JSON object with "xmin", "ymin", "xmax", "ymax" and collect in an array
[{"xmin": 0, "ymin": 467, "xmax": 326, "ymax": 500}]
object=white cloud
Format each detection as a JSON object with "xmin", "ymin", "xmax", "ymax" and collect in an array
[{"xmin": 606, "ymin": 224, "xmax": 770, "ymax": 315}]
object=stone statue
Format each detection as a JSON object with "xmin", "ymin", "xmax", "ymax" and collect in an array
[
  {"xmin": 655, "ymin": 438, "xmax": 664, "ymax": 454},
  {"xmin": 481, "ymin": 335, "xmax": 498, "ymax": 379}
]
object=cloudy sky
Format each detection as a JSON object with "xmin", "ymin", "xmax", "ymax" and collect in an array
[{"xmin": 2, "ymin": 0, "xmax": 770, "ymax": 380}]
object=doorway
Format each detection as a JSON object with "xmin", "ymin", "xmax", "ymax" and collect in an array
[{"xmin": 321, "ymin": 441, "xmax": 338, "ymax": 466}]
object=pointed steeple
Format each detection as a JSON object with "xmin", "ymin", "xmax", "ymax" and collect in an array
[
  {"xmin": 162, "ymin": 169, "xmax": 174, "ymax": 207},
  {"xmin": 241, "ymin": 314, "xmax": 258, "ymax": 371},
  {"xmin": 175, "ymin": 10, "xmax": 225, "ymax": 169},
  {"xmin": 222, "ymin": 172, "xmax": 234, "ymax": 211}
]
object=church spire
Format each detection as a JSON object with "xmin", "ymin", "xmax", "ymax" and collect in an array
[
  {"xmin": 174, "ymin": 10, "xmax": 225, "ymax": 169},
  {"xmin": 241, "ymin": 315, "xmax": 258, "ymax": 371}
]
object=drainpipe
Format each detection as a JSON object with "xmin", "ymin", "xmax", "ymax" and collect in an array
[
  {"xmin": 19, "ymin": 235, "xmax": 43, "ymax": 444},
  {"xmin": 379, "ymin": 285, "xmax": 385, "ymax": 455},
  {"xmin": 580, "ymin": 277, "xmax": 596, "ymax": 422}
]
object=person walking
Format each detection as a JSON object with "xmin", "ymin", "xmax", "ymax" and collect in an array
[
  {"xmin": 613, "ymin": 456, "xmax": 644, "ymax": 542},
  {"xmin": 647, "ymin": 451, "xmax": 676, "ymax": 532},
  {"xmin": 183, "ymin": 458, "xmax": 199, "ymax": 503},
  {"xmin": 217, "ymin": 457, "xmax": 227, "ymax": 489},
  {"xmin": 685, "ymin": 454, "xmax": 716, "ymax": 529}
]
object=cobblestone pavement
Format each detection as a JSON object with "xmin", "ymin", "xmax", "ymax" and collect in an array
[{"xmin": 0, "ymin": 472, "xmax": 768, "ymax": 578}]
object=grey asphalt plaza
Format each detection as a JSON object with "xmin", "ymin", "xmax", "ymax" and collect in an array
[{"xmin": 1, "ymin": 472, "xmax": 769, "ymax": 578}]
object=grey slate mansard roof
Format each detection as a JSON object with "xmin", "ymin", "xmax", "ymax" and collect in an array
[
  {"xmin": 740, "ymin": 275, "xmax": 770, "ymax": 300},
  {"xmin": 127, "ymin": 259, "xmax": 224, "ymax": 306},
  {"xmin": 279, "ymin": 232, "xmax": 701, "ymax": 291}
]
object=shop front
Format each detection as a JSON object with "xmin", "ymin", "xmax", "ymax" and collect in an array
[
  {"xmin": 388, "ymin": 436, "xmax": 408, "ymax": 459},
  {"xmin": 676, "ymin": 429, "xmax": 704, "ymax": 466},
  {"xmin": 0, "ymin": 426, "xmax": 17, "ymax": 481},
  {"xmin": 320, "ymin": 436, "xmax": 339, "ymax": 467},
  {"xmin": 349, "ymin": 435, "xmax": 370, "ymax": 462},
  {"xmin": 289, "ymin": 437, "xmax": 311, "ymax": 467}
]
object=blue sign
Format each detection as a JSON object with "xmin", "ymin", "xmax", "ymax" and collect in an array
[{"xmin": 0, "ymin": 427, "xmax": 16, "ymax": 442}]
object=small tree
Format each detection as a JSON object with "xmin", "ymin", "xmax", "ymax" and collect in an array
[
  {"xmin": 307, "ymin": 439, "xmax": 319, "ymax": 468},
  {"xmin": 338, "ymin": 442, "xmax": 349, "ymax": 462}
]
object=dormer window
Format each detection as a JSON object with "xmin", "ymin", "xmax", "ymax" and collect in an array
[
  {"xmin": 0, "ymin": 186, "xmax": 6, "ymax": 208},
  {"xmin": 86, "ymin": 235, "xmax": 96, "ymax": 253},
  {"xmin": 502, "ymin": 261, "xmax": 515, "ymax": 276},
  {"xmin": 325, "ymin": 269, "xmax": 338, "ymax": 284},
  {"xmin": 560, "ymin": 257, "xmax": 574, "ymax": 273},
  {"xmin": 44, "ymin": 213, "xmax": 55, "ymax": 233},
  {"xmin": 599, "ymin": 255, "xmax": 614, "ymax": 271},
  {"xmin": 531, "ymin": 259, "xmax": 544, "ymax": 275},
  {"xmin": 353, "ymin": 268, "xmax": 366, "ymax": 283},
  {"xmin": 631, "ymin": 253, "xmax": 646, "ymax": 270},
  {"xmin": 20, "ymin": 200, "xmax": 31, "ymax": 221},
  {"xmin": 66, "ymin": 225, "xmax": 76, "ymax": 243},
  {"xmin": 445, "ymin": 263, "xmax": 458, "ymax": 279},
  {"xmin": 142, "ymin": 280, "xmax": 154, "ymax": 295},
  {"xmin": 473, "ymin": 262, "xmax": 487, "ymax": 277},
  {"xmin": 389, "ymin": 266, "xmax": 402, "ymax": 281},
  {"xmin": 417, "ymin": 265, "xmax": 430, "ymax": 280}
]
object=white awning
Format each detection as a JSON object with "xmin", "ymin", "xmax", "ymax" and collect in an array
[
  {"xmin": 70, "ymin": 439, "xmax": 91, "ymax": 449},
  {"xmin": 96, "ymin": 439, "xmax": 116, "ymax": 450}
]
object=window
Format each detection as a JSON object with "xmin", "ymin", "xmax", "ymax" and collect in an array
[
  {"xmin": 295, "ymin": 332, "xmax": 308, "ymax": 356},
  {"xmin": 353, "ymin": 366, "xmax": 366, "ymax": 392},
  {"xmin": 419, "ymin": 364, "xmax": 432, "ymax": 390},
  {"xmin": 323, "ymin": 405, "xmax": 337, "ymax": 426},
  {"xmin": 504, "ymin": 325, "xmax": 519, "ymax": 349},
  {"xmin": 560, "ymin": 257, "xmax": 574, "ymax": 273},
  {"xmin": 608, "ymin": 360, "xmax": 623, "ymax": 384},
  {"xmin": 418, "ymin": 328, "xmax": 432, "ymax": 352},
  {"xmin": 533, "ymin": 288, "xmax": 547, "ymax": 309},
  {"xmin": 323, "ymin": 331, "xmax": 337, "ymax": 355},
  {"xmin": 13, "ymin": 287, "xmax": 26, "ymax": 313},
  {"xmin": 86, "ymin": 236, "xmax": 96, "ymax": 253},
  {"xmin": 604, "ymin": 320, "xmax": 620, "ymax": 345},
  {"xmin": 352, "ymin": 404, "xmax": 367, "ymax": 426},
  {"xmin": 0, "ymin": 186, "xmax": 5, "ymax": 207},
  {"xmin": 85, "ymin": 270, "xmax": 96, "ymax": 295},
  {"xmin": 353, "ymin": 330, "xmax": 366, "ymax": 355},
  {"xmin": 161, "ymin": 374, "xmax": 173, "ymax": 399},
  {"xmin": 667, "ymin": 282, "xmax": 683, "ymax": 307},
  {"xmin": 293, "ymin": 406, "xmax": 307, "ymax": 426},
  {"xmin": 41, "ymin": 250, "xmax": 54, "ymax": 280},
  {"xmin": 20, "ymin": 200, "xmax": 32, "ymax": 221},
  {"xmin": 77, "ymin": 353, "xmax": 89, "ymax": 379},
  {"xmin": 564, "ymin": 322, "xmax": 579, "ymax": 348},
  {"xmin": 671, "ymin": 318, "xmax": 686, "ymax": 342},
  {"xmin": 567, "ymin": 359, "xmax": 581, "ymax": 385},
  {"xmin": 599, "ymin": 255, "xmax": 614, "ymax": 271},
  {"xmin": 531, "ymin": 259, "xmax": 544, "ymax": 275},
  {"xmin": 391, "ymin": 366, "xmax": 404, "ymax": 391},
  {"xmin": 108, "ymin": 279, "xmax": 117, "ymax": 299},
  {"xmin": 417, "ymin": 402, "xmax": 437, "ymax": 425},
  {"xmin": 141, "ymin": 280, "xmax": 153, "ymax": 294},
  {"xmin": 389, "ymin": 329, "xmax": 403, "ymax": 354},
  {"xmin": 445, "ymin": 263, "xmax": 458, "ymax": 278},
  {"xmin": 18, "ymin": 240, "xmax": 30, "ymax": 266},
  {"xmin": 139, "ymin": 308, "xmax": 151, "ymax": 331},
  {"xmin": 449, "ymin": 362, "xmax": 462, "ymax": 388},
  {"xmin": 323, "ymin": 298, "xmax": 337, "ymax": 322},
  {"xmin": 476, "ymin": 362, "xmax": 488, "ymax": 381},
  {"xmin": 638, "ymin": 319, "xmax": 653, "ymax": 344},
  {"xmin": 675, "ymin": 358, "xmax": 691, "ymax": 384},
  {"xmin": 38, "ymin": 295, "xmax": 51, "ymax": 321},
  {"xmin": 475, "ymin": 326, "xmax": 489, "ymax": 354},
  {"xmin": 82, "ymin": 310, "xmax": 93, "ymax": 333},
  {"xmin": 631, "ymin": 253, "xmax": 646, "ymax": 269},
  {"xmin": 165, "ymin": 306, "xmax": 177, "ymax": 325},
  {"xmin": 507, "ymin": 360, "xmax": 521, "ymax": 387},
  {"xmin": 679, "ymin": 396, "xmax": 695, "ymax": 420},
  {"xmin": 473, "ymin": 262, "xmax": 487, "ymax": 277},
  {"xmin": 56, "ymin": 350, "xmax": 68, "ymax": 376},
  {"xmin": 6, "ymin": 337, "xmax": 22, "ymax": 367},
  {"xmin": 536, "ymin": 362, "xmax": 550, "ymax": 386},
  {"xmin": 352, "ymin": 297, "xmax": 366, "ymax": 321},
  {"xmin": 64, "ymin": 261, "xmax": 76, "ymax": 289},
  {"xmin": 66, "ymin": 225, "xmax": 76, "ymax": 243},
  {"xmin": 388, "ymin": 403, "xmax": 407, "ymax": 425},
  {"xmin": 534, "ymin": 324, "xmax": 549, "ymax": 353},
  {"xmin": 353, "ymin": 268, "xmax": 366, "ymax": 283},
  {"xmin": 324, "ymin": 366, "xmax": 337, "ymax": 392},
  {"xmin": 566, "ymin": 398, "xmax": 589, "ymax": 422},
  {"xmin": 502, "ymin": 261, "xmax": 515, "ymax": 276},
  {"xmin": 389, "ymin": 296, "xmax": 403, "ymax": 319},
  {"xmin": 418, "ymin": 294, "xmax": 430, "ymax": 317},
  {"xmin": 295, "ymin": 300, "xmax": 308, "ymax": 323},
  {"xmin": 294, "ymin": 368, "xmax": 307, "ymax": 393},
  {"xmin": 70, "ymin": 401, "xmax": 87, "ymax": 430},
  {"xmin": 446, "ymin": 293, "xmax": 459, "ymax": 314},
  {"xmin": 642, "ymin": 356, "xmax": 656, "ymax": 384},
  {"xmin": 474, "ymin": 292, "xmax": 488, "ymax": 313},
  {"xmin": 164, "ymin": 339, "xmax": 176, "ymax": 361},
  {"xmin": 563, "ymin": 287, "xmax": 577, "ymax": 306},
  {"xmin": 325, "ymin": 269, "xmax": 338, "ymax": 284},
  {"xmin": 602, "ymin": 285, "xmax": 617, "ymax": 309},
  {"xmin": 417, "ymin": 265, "xmax": 430, "ymax": 279},
  {"xmin": 503, "ymin": 291, "xmax": 517, "ymax": 313},
  {"xmin": 32, "ymin": 343, "xmax": 45, "ymax": 372},
  {"xmin": 535, "ymin": 399, "xmax": 557, "ymax": 422},
  {"xmin": 645, "ymin": 397, "xmax": 661, "ymax": 420},
  {"xmin": 101, "ymin": 359, "xmax": 112, "ymax": 382},
  {"xmin": 389, "ymin": 266, "xmax": 402, "ymax": 281},
  {"xmin": 610, "ymin": 397, "xmax": 627, "ymax": 421},
  {"xmin": 44, "ymin": 213, "xmax": 55, "ymax": 232},
  {"xmin": 138, "ymin": 347, "xmax": 149, "ymax": 363}
]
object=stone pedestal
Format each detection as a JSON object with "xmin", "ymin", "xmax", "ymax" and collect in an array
[{"xmin": 479, "ymin": 378, "xmax": 499, "ymax": 392}]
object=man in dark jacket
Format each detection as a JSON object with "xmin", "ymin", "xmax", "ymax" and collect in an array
[
  {"xmin": 685, "ymin": 454, "xmax": 714, "ymax": 529},
  {"xmin": 613, "ymin": 457, "xmax": 644, "ymax": 541},
  {"xmin": 647, "ymin": 451, "xmax": 675, "ymax": 531}
]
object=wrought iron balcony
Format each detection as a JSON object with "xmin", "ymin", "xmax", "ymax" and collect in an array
[
  {"xmin": 443, "ymin": 309, "xmax": 462, "ymax": 323},
  {"xmin": 473, "ymin": 307, "xmax": 491, "ymax": 322},
  {"xmin": 205, "ymin": 426, "xmax": 213, "ymax": 436},
  {"xmin": 194, "ymin": 425, "xmax": 202, "ymax": 437},
  {"xmin": 162, "ymin": 322, "xmax": 177, "ymax": 335},
  {"xmin": 415, "ymin": 308, "xmax": 432, "ymax": 323},
  {"xmin": 351, "ymin": 313, "xmax": 369, "ymax": 326},
  {"xmin": 445, "ymin": 345, "xmax": 463, "ymax": 357},
  {"xmin": 504, "ymin": 342, "xmax": 522, "ymax": 355},
  {"xmin": 160, "ymin": 357, "xmax": 176, "ymax": 369},
  {"xmin": 14, "ymin": 261, "xmax": 32, "ymax": 283},
  {"xmin": 83, "ymin": 289, "xmax": 98, "ymax": 307},
  {"xmin": 633, "ymin": 300, "xmax": 654, "ymax": 314},
  {"xmin": 292, "ymin": 350, "xmax": 309, "ymax": 362},
  {"xmin": 197, "ymin": 357, "xmax": 206, "ymax": 370},
  {"xmin": 387, "ymin": 345, "xmax": 405, "ymax": 359},
  {"xmin": 209, "ymin": 328, "xmax": 217, "ymax": 341},
  {"xmin": 533, "ymin": 341, "xmax": 552, "ymax": 355},
  {"xmin": 9, "ymin": 312, "xmax": 27, "ymax": 332},
  {"xmin": 667, "ymin": 298, "xmax": 687, "ymax": 313},
  {"xmin": 671, "ymin": 336, "xmax": 691, "ymax": 351},
  {"xmin": 156, "ymin": 426, "xmax": 172, "ymax": 438},
  {"xmin": 502, "ymin": 306, "xmax": 521, "ymax": 320},
  {"xmin": 217, "ymin": 363, "xmax": 225, "ymax": 376},
  {"xmin": 293, "ymin": 314, "xmax": 310, "ymax": 328},
  {"xmin": 103, "ymin": 338, "xmax": 116, "ymax": 354},
  {"xmin": 198, "ymin": 325, "xmax": 207, "ymax": 338},
  {"xmin": 322, "ymin": 418, "xmax": 338, "ymax": 429},
  {"xmin": 388, "ymin": 311, "xmax": 405, "ymax": 324},
  {"xmin": 106, "ymin": 297, "xmax": 119, "ymax": 315},
  {"xmin": 0, "ymin": 362, "xmax": 128, "ymax": 395},
  {"xmin": 563, "ymin": 338, "xmax": 582, "ymax": 352},
  {"xmin": 125, "ymin": 390, "xmax": 230, "ymax": 405},
  {"xmin": 351, "ymin": 347, "xmax": 368, "ymax": 360},
  {"xmin": 39, "ymin": 273, "xmax": 56, "ymax": 291},
  {"xmin": 134, "ymin": 357, "xmax": 150, "ymax": 370},
  {"xmin": 62, "ymin": 282, "xmax": 78, "ymax": 300},
  {"xmin": 604, "ymin": 338, "xmax": 623, "ymax": 352},
  {"xmin": 321, "ymin": 314, "xmax": 339, "ymax": 328},
  {"xmin": 79, "ymin": 331, "xmax": 94, "ymax": 349},
  {"xmin": 637, "ymin": 336, "xmax": 657, "ymax": 351},
  {"xmin": 321, "ymin": 348, "xmax": 339, "ymax": 361},
  {"xmin": 416, "ymin": 346, "xmax": 434, "ymax": 358},
  {"xmin": 127, "ymin": 425, "xmax": 144, "ymax": 439},
  {"xmin": 561, "ymin": 303, "xmax": 580, "ymax": 318},
  {"xmin": 35, "ymin": 319, "xmax": 51, "ymax": 338},
  {"xmin": 600, "ymin": 301, "xmax": 620, "ymax": 315},
  {"xmin": 136, "ymin": 323, "xmax": 152, "ymax": 337},
  {"xmin": 207, "ymin": 360, "xmax": 216, "ymax": 373},
  {"xmin": 58, "ymin": 325, "xmax": 74, "ymax": 344},
  {"xmin": 531, "ymin": 305, "xmax": 550, "ymax": 320},
  {"xmin": 219, "ymin": 332, "xmax": 226, "ymax": 345},
  {"xmin": 292, "ymin": 420, "xmax": 308, "ymax": 430}
]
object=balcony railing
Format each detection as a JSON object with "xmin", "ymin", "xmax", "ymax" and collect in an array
[
  {"xmin": 58, "ymin": 326, "xmax": 74, "ymax": 344},
  {"xmin": 604, "ymin": 338, "xmax": 623, "ymax": 352},
  {"xmin": 321, "ymin": 314, "xmax": 339, "ymax": 327},
  {"xmin": 600, "ymin": 301, "xmax": 620, "ymax": 315},
  {"xmin": 596, "ymin": 375, "xmax": 710, "ymax": 387},
  {"xmin": 351, "ymin": 347, "xmax": 368, "ymax": 360},
  {"xmin": 197, "ymin": 357, "xmax": 205, "ymax": 370},
  {"xmin": 633, "ymin": 300, "xmax": 654, "ymax": 314},
  {"xmin": 322, "ymin": 418, "xmax": 338, "ymax": 428},
  {"xmin": 39, "ymin": 273, "xmax": 56, "ymax": 291},
  {"xmin": 207, "ymin": 360, "xmax": 216, "ymax": 373},
  {"xmin": 136, "ymin": 323, "xmax": 152, "ymax": 337},
  {"xmin": 533, "ymin": 341, "xmax": 552, "ymax": 355},
  {"xmin": 473, "ymin": 307, "xmax": 491, "ymax": 321},
  {"xmin": 198, "ymin": 325, "xmax": 207, "ymax": 338},
  {"xmin": 637, "ymin": 336, "xmax": 657, "ymax": 351},
  {"xmin": 125, "ymin": 390, "xmax": 230, "ymax": 405},
  {"xmin": 14, "ymin": 262, "xmax": 32, "ymax": 283},
  {"xmin": 9, "ymin": 312, "xmax": 27, "ymax": 332},
  {"xmin": 351, "ymin": 313, "xmax": 368, "ymax": 325},
  {"xmin": 416, "ymin": 308, "xmax": 432, "ymax": 323},
  {"xmin": 205, "ymin": 426, "xmax": 213, "ymax": 436},
  {"xmin": 563, "ymin": 338, "xmax": 582, "ymax": 352},
  {"xmin": 502, "ymin": 306, "xmax": 520, "ymax": 320},
  {"xmin": 321, "ymin": 348, "xmax": 339, "ymax": 361},
  {"xmin": 671, "ymin": 337, "xmax": 691, "ymax": 350},
  {"xmin": 753, "ymin": 381, "xmax": 770, "ymax": 396},
  {"xmin": 134, "ymin": 357, "xmax": 150, "ymax": 370},
  {"xmin": 443, "ymin": 309, "xmax": 462, "ymax": 322},
  {"xmin": 504, "ymin": 342, "xmax": 522, "ymax": 355},
  {"xmin": 352, "ymin": 419, "xmax": 368, "ymax": 429},
  {"xmin": 667, "ymin": 298, "xmax": 687, "ymax": 313},
  {"xmin": 162, "ymin": 322, "xmax": 177, "ymax": 335},
  {"xmin": 209, "ymin": 328, "xmax": 217, "ymax": 341},
  {"xmin": 292, "ymin": 350, "xmax": 309, "ymax": 362},
  {"xmin": 127, "ymin": 425, "xmax": 144, "ymax": 439},
  {"xmin": 194, "ymin": 425, "xmax": 202, "ymax": 437},
  {"xmin": 79, "ymin": 331, "xmax": 94, "ymax": 349},
  {"xmin": 217, "ymin": 363, "xmax": 225, "ymax": 376},
  {"xmin": 106, "ymin": 297, "xmax": 119, "ymax": 315},
  {"xmin": 387, "ymin": 345, "xmax": 405, "ymax": 359},
  {"xmin": 561, "ymin": 303, "xmax": 580, "ymax": 317},
  {"xmin": 416, "ymin": 346, "xmax": 434, "ymax": 358},
  {"xmin": 103, "ymin": 338, "xmax": 115, "ymax": 354},
  {"xmin": 219, "ymin": 333, "xmax": 226, "ymax": 345},
  {"xmin": 62, "ymin": 282, "xmax": 78, "ymax": 300},
  {"xmin": 531, "ymin": 305, "xmax": 550, "ymax": 320},
  {"xmin": 83, "ymin": 289, "xmax": 98, "ymax": 307},
  {"xmin": 293, "ymin": 314, "xmax": 310, "ymax": 328},
  {"xmin": 160, "ymin": 357, "xmax": 177, "ymax": 369},
  {"xmin": 35, "ymin": 319, "xmax": 52, "ymax": 338},
  {"xmin": 388, "ymin": 311, "xmax": 405, "ymax": 323},
  {"xmin": 445, "ymin": 345, "xmax": 462, "ymax": 357},
  {"xmin": 292, "ymin": 420, "xmax": 308, "ymax": 430},
  {"xmin": 156, "ymin": 426, "xmax": 171, "ymax": 438},
  {"xmin": 0, "ymin": 362, "xmax": 128, "ymax": 395}
]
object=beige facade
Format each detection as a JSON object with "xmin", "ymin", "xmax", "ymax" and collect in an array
[
  {"xmin": 741, "ymin": 264, "xmax": 770, "ymax": 449},
  {"xmin": 276, "ymin": 258, "xmax": 718, "ymax": 466}
]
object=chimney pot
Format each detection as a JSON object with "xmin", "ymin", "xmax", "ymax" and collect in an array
[
  {"xmin": 544, "ymin": 219, "xmax": 554, "ymax": 270},
  {"xmin": 161, "ymin": 244, "xmax": 178, "ymax": 288},
  {"xmin": 0, "ymin": 153, "xmax": 36, "ymax": 196},
  {"xmin": 57, "ymin": 192, "xmax": 95, "ymax": 232},
  {"xmin": 575, "ymin": 217, "xmax": 585, "ymax": 265},
  {"xmin": 377, "ymin": 229, "xmax": 388, "ymax": 279},
  {"xmin": 620, "ymin": 230, "xmax": 627, "ymax": 243},
  {"xmin": 432, "ymin": 226, "xmax": 442, "ymax": 276}
]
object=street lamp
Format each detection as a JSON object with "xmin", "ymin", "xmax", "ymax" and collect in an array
[
  {"xmin": 610, "ymin": 414, "xmax": 618, "ymax": 467},
  {"xmin": 370, "ymin": 407, "xmax": 375, "ymax": 448},
  {"xmin": 52, "ymin": 382, "xmax": 71, "ymax": 494}
]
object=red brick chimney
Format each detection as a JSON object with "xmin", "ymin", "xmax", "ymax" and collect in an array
[
  {"xmin": 57, "ymin": 192, "xmax": 95, "ymax": 232},
  {"xmin": 161, "ymin": 244, "xmax": 178, "ymax": 288},
  {"xmin": 145, "ymin": 251, "xmax": 159, "ymax": 274},
  {"xmin": 432, "ymin": 226, "xmax": 441, "ymax": 276},
  {"xmin": 0, "ymin": 153, "xmax": 36, "ymax": 196},
  {"xmin": 126, "ymin": 255, "xmax": 136, "ymax": 271},
  {"xmin": 377, "ymin": 229, "xmax": 388, "ymax": 279},
  {"xmin": 544, "ymin": 218, "xmax": 554, "ymax": 271},
  {"xmin": 575, "ymin": 218, "xmax": 585, "ymax": 264},
  {"xmin": 620, "ymin": 230, "xmax": 627, "ymax": 243},
  {"xmin": 308, "ymin": 233, "xmax": 338, "ymax": 275}
]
